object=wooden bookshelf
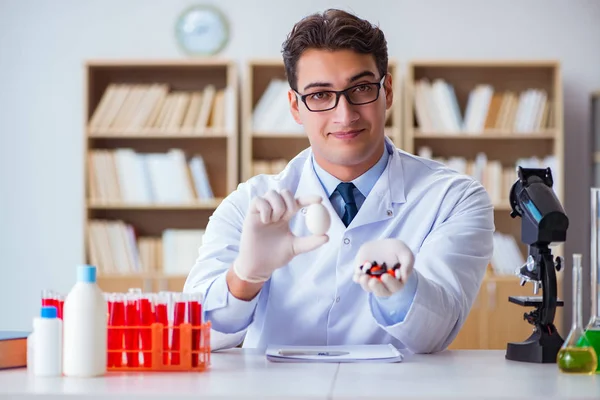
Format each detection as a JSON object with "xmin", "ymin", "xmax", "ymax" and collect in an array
[
  {"xmin": 404, "ymin": 60, "xmax": 565, "ymax": 349},
  {"xmin": 241, "ymin": 59, "xmax": 402, "ymax": 181},
  {"xmin": 87, "ymin": 199, "xmax": 224, "ymax": 210},
  {"xmin": 84, "ymin": 59, "xmax": 238, "ymax": 293},
  {"xmin": 413, "ymin": 130, "xmax": 556, "ymax": 139}
]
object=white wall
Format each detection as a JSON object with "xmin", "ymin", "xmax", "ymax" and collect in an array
[{"xmin": 1, "ymin": 0, "xmax": 599, "ymax": 330}]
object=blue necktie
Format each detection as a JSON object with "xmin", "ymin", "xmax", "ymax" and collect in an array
[{"xmin": 336, "ymin": 182, "xmax": 359, "ymax": 227}]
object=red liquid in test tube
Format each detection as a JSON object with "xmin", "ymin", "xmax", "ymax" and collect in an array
[
  {"xmin": 56, "ymin": 294, "xmax": 65, "ymax": 320},
  {"xmin": 171, "ymin": 293, "xmax": 189, "ymax": 366},
  {"xmin": 154, "ymin": 292, "xmax": 170, "ymax": 366},
  {"xmin": 139, "ymin": 294, "xmax": 154, "ymax": 367},
  {"xmin": 125, "ymin": 290, "xmax": 141, "ymax": 367},
  {"xmin": 41, "ymin": 290, "xmax": 58, "ymax": 310},
  {"xmin": 188, "ymin": 293, "xmax": 203, "ymax": 367},
  {"xmin": 108, "ymin": 293, "xmax": 125, "ymax": 367}
]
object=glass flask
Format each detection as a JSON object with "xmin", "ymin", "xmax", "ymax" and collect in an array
[
  {"xmin": 582, "ymin": 188, "xmax": 600, "ymax": 372},
  {"xmin": 557, "ymin": 253, "xmax": 598, "ymax": 374}
]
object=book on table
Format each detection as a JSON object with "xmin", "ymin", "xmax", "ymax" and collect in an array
[{"xmin": 0, "ymin": 331, "xmax": 29, "ymax": 370}]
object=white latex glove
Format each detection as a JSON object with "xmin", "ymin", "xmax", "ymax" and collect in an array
[
  {"xmin": 233, "ymin": 189, "xmax": 330, "ymax": 283},
  {"xmin": 352, "ymin": 238, "xmax": 415, "ymax": 297}
]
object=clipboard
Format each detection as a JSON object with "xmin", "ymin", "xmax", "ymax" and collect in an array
[{"xmin": 265, "ymin": 344, "xmax": 404, "ymax": 363}]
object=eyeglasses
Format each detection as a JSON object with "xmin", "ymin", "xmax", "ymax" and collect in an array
[{"xmin": 294, "ymin": 75, "xmax": 386, "ymax": 112}]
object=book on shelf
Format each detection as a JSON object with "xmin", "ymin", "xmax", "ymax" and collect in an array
[
  {"xmin": 413, "ymin": 78, "xmax": 554, "ymax": 134},
  {"xmin": 491, "ymin": 232, "xmax": 525, "ymax": 275},
  {"xmin": 88, "ymin": 83, "xmax": 234, "ymax": 135},
  {"xmin": 252, "ymin": 159, "xmax": 289, "ymax": 176},
  {"xmin": 87, "ymin": 219, "xmax": 205, "ymax": 277},
  {"xmin": 138, "ymin": 237, "xmax": 162, "ymax": 274},
  {"xmin": 416, "ymin": 147, "xmax": 559, "ymax": 204},
  {"xmin": 162, "ymin": 229, "xmax": 205, "ymax": 276},
  {"xmin": 88, "ymin": 148, "xmax": 214, "ymax": 204},
  {"xmin": 253, "ymin": 79, "xmax": 302, "ymax": 134},
  {"xmin": 87, "ymin": 220, "xmax": 141, "ymax": 276}
]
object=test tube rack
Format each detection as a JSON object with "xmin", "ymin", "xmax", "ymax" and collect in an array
[{"xmin": 107, "ymin": 321, "xmax": 211, "ymax": 372}]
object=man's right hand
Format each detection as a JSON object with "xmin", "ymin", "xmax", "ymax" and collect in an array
[{"xmin": 231, "ymin": 189, "xmax": 330, "ymax": 286}]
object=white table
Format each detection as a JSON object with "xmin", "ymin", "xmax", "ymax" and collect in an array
[{"xmin": 0, "ymin": 349, "xmax": 598, "ymax": 399}]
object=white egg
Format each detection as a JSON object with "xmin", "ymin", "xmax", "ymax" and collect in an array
[{"xmin": 305, "ymin": 203, "xmax": 331, "ymax": 235}]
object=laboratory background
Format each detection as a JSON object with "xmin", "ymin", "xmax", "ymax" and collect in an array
[{"xmin": 1, "ymin": 0, "xmax": 600, "ymax": 354}]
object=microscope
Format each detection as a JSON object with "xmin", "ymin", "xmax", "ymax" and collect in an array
[{"xmin": 505, "ymin": 166, "xmax": 569, "ymax": 363}]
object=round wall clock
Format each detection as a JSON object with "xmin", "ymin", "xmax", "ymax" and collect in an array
[{"xmin": 175, "ymin": 5, "xmax": 229, "ymax": 56}]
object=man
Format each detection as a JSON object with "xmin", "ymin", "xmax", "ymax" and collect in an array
[{"xmin": 184, "ymin": 9, "xmax": 494, "ymax": 353}]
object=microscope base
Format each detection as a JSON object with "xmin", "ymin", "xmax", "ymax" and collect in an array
[{"xmin": 506, "ymin": 326, "xmax": 564, "ymax": 363}]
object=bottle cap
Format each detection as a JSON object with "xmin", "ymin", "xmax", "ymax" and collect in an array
[
  {"xmin": 41, "ymin": 306, "xmax": 57, "ymax": 319},
  {"xmin": 77, "ymin": 264, "xmax": 97, "ymax": 283}
]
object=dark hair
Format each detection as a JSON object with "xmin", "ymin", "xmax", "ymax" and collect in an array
[{"xmin": 281, "ymin": 9, "xmax": 388, "ymax": 91}]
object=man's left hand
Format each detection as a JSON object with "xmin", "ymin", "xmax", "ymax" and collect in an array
[{"xmin": 352, "ymin": 238, "xmax": 415, "ymax": 298}]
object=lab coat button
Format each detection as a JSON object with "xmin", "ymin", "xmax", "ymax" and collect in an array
[
  {"xmin": 301, "ymin": 207, "xmax": 307, "ymax": 214},
  {"xmin": 343, "ymin": 238, "xmax": 350, "ymax": 245},
  {"xmin": 386, "ymin": 210, "xmax": 393, "ymax": 216},
  {"xmin": 335, "ymin": 297, "xmax": 340, "ymax": 303}
]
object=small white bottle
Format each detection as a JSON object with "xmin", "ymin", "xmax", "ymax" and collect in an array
[
  {"xmin": 62, "ymin": 265, "xmax": 107, "ymax": 377},
  {"xmin": 33, "ymin": 306, "xmax": 62, "ymax": 377}
]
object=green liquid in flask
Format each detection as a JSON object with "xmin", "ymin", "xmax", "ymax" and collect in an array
[
  {"xmin": 558, "ymin": 254, "xmax": 598, "ymax": 374},
  {"xmin": 577, "ymin": 329, "xmax": 600, "ymax": 373},
  {"xmin": 557, "ymin": 347, "xmax": 598, "ymax": 374}
]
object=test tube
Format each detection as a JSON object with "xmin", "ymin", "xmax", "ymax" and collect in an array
[
  {"xmin": 139, "ymin": 293, "xmax": 154, "ymax": 368},
  {"xmin": 41, "ymin": 290, "xmax": 57, "ymax": 310},
  {"xmin": 56, "ymin": 294, "xmax": 65, "ymax": 320},
  {"xmin": 125, "ymin": 289, "xmax": 141, "ymax": 367},
  {"xmin": 107, "ymin": 293, "xmax": 125, "ymax": 367},
  {"xmin": 171, "ymin": 293, "xmax": 189, "ymax": 365},
  {"xmin": 188, "ymin": 292, "xmax": 203, "ymax": 367},
  {"xmin": 154, "ymin": 292, "xmax": 170, "ymax": 365},
  {"xmin": 165, "ymin": 291, "xmax": 179, "ymax": 365}
]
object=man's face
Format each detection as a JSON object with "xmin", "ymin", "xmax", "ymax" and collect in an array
[{"xmin": 289, "ymin": 49, "xmax": 393, "ymax": 175}]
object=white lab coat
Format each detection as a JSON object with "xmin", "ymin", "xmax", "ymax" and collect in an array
[{"xmin": 184, "ymin": 138, "xmax": 495, "ymax": 353}]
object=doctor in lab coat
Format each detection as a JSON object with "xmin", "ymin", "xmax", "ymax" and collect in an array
[{"xmin": 184, "ymin": 9, "xmax": 495, "ymax": 353}]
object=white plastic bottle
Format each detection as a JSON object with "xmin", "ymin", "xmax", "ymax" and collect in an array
[
  {"xmin": 62, "ymin": 265, "xmax": 107, "ymax": 377},
  {"xmin": 32, "ymin": 306, "xmax": 62, "ymax": 376},
  {"xmin": 27, "ymin": 331, "xmax": 35, "ymax": 373}
]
